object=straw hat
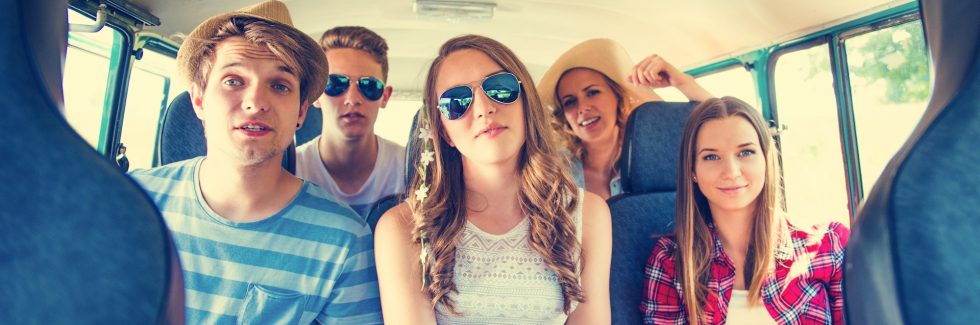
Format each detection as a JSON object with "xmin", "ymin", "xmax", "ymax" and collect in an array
[
  {"xmin": 537, "ymin": 38, "xmax": 660, "ymax": 114},
  {"xmin": 175, "ymin": 0, "xmax": 327, "ymax": 104}
]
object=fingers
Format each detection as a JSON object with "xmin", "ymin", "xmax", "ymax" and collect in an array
[{"xmin": 632, "ymin": 54, "xmax": 671, "ymax": 88}]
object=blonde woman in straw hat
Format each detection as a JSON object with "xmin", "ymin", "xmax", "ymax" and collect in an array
[
  {"xmin": 538, "ymin": 38, "xmax": 713, "ymax": 199},
  {"xmin": 127, "ymin": 1, "xmax": 382, "ymax": 323},
  {"xmin": 375, "ymin": 35, "xmax": 612, "ymax": 324}
]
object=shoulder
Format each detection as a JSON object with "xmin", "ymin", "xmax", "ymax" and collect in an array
[
  {"xmin": 291, "ymin": 182, "xmax": 371, "ymax": 236},
  {"xmin": 127, "ymin": 158, "xmax": 199, "ymax": 191},
  {"xmin": 376, "ymin": 202, "xmax": 415, "ymax": 241},
  {"xmin": 294, "ymin": 136, "xmax": 317, "ymax": 157},
  {"xmin": 649, "ymin": 235, "xmax": 679, "ymax": 268},
  {"xmin": 579, "ymin": 191, "xmax": 611, "ymax": 234},
  {"xmin": 378, "ymin": 136, "xmax": 405, "ymax": 154}
]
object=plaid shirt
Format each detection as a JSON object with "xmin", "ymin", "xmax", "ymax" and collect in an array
[{"xmin": 641, "ymin": 222, "xmax": 849, "ymax": 325}]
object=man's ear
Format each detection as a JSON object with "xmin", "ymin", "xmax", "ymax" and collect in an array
[
  {"xmin": 297, "ymin": 99, "xmax": 311, "ymax": 129},
  {"xmin": 189, "ymin": 84, "xmax": 206, "ymax": 121},
  {"xmin": 379, "ymin": 86, "xmax": 394, "ymax": 109}
]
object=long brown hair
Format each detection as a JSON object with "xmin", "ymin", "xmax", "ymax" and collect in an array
[
  {"xmin": 674, "ymin": 97, "xmax": 786, "ymax": 323},
  {"xmin": 409, "ymin": 35, "xmax": 583, "ymax": 314},
  {"xmin": 550, "ymin": 68, "xmax": 630, "ymax": 164}
]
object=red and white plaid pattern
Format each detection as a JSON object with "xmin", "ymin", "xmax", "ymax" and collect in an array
[{"xmin": 641, "ymin": 222, "xmax": 849, "ymax": 325}]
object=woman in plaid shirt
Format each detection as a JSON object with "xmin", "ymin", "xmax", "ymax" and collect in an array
[{"xmin": 641, "ymin": 97, "xmax": 848, "ymax": 325}]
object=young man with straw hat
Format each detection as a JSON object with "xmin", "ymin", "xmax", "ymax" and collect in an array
[{"xmin": 128, "ymin": 1, "xmax": 383, "ymax": 323}]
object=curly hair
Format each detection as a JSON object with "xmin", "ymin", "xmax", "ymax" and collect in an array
[{"xmin": 409, "ymin": 34, "xmax": 584, "ymax": 314}]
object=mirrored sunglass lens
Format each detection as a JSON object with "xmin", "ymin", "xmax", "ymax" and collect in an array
[
  {"xmin": 483, "ymin": 73, "xmax": 521, "ymax": 104},
  {"xmin": 357, "ymin": 78, "xmax": 385, "ymax": 101},
  {"xmin": 438, "ymin": 86, "xmax": 474, "ymax": 120},
  {"xmin": 324, "ymin": 75, "xmax": 350, "ymax": 96}
]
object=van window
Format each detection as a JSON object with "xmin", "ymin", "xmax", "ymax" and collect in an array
[
  {"xmin": 845, "ymin": 20, "xmax": 931, "ymax": 197},
  {"xmin": 773, "ymin": 43, "xmax": 850, "ymax": 227},
  {"xmin": 63, "ymin": 10, "xmax": 121, "ymax": 150},
  {"xmin": 121, "ymin": 49, "xmax": 178, "ymax": 169},
  {"xmin": 696, "ymin": 66, "xmax": 760, "ymax": 109}
]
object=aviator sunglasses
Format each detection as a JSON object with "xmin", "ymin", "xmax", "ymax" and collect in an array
[
  {"xmin": 324, "ymin": 74, "xmax": 386, "ymax": 101},
  {"xmin": 438, "ymin": 72, "xmax": 522, "ymax": 120}
]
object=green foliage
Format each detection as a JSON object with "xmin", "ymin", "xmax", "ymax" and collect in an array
[
  {"xmin": 847, "ymin": 21, "xmax": 931, "ymax": 104},
  {"xmin": 800, "ymin": 21, "xmax": 931, "ymax": 104}
]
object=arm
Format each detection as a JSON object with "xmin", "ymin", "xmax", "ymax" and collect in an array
[
  {"xmin": 374, "ymin": 203, "xmax": 437, "ymax": 325},
  {"xmin": 628, "ymin": 54, "xmax": 713, "ymax": 102},
  {"xmin": 640, "ymin": 237, "xmax": 686, "ymax": 325},
  {"xmin": 825, "ymin": 222, "xmax": 850, "ymax": 324},
  {"xmin": 566, "ymin": 192, "xmax": 613, "ymax": 325}
]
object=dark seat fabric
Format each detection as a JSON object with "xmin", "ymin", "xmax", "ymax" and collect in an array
[
  {"xmin": 155, "ymin": 91, "xmax": 297, "ymax": 172},
  {"xmin": 607, "ymin": 101, "xmax": 696, "ymax": 325},
  {"xmin": 0, "ymin": 1, "xmax": 182, "ymax": 323},
  {"xmin": 845, "ymin": 0, "xmax": 980, "ymax": 324}
]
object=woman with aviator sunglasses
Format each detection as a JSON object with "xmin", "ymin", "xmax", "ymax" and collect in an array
[{"xmin": 375, "ymin": 35, "xmax": 613, "ymax": 324}]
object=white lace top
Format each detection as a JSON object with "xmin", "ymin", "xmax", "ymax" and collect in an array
[{"xmin": 434, "ymin": 189, "xmax": 584, "ymax": 325}]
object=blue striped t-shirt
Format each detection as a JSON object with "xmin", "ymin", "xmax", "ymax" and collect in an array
[{"xmin": 129, "ymin": 157, "xmax": 382, "ymax": 325}]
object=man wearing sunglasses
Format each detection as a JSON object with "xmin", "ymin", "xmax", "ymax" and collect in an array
[{"xmin": 295, "ymin": 26, "xmax": 406, "ymax": 219}]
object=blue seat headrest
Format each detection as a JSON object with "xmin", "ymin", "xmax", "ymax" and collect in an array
[{"xmin": 619, "ymin": 101, "xmax": 697, "ymax": 194}]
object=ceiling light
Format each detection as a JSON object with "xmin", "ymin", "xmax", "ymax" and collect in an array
[{"xmin": 414, "ymin": 0, "xmax": 496, "ymax": 22}]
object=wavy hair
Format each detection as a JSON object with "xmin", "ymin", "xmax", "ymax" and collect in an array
[
  {"xmin": 674, "ymin": 97, "xmax": 787, "ymax": 323},
  {"xmin": 408, "ymin": 34, "xmax": 583, "ymax": 314}
]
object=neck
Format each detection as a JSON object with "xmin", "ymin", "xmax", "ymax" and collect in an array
[
  {"xmin": 319, "ymin": 133, "xmax": 378, "ymax": 172},
  {"xmin": 582, "ymin": 133, "xmax": 619, "ymax": 176},
  {"xmin": 198, "ymin": 153, "xmax": 297, "ymax": 222},
  {"xmin": 711, "ymin": 204, "xmax": 756, "ymax": 258},
  {"xmin": 461, "ymin": 156, "xmax": 522, "ymax": 217}
]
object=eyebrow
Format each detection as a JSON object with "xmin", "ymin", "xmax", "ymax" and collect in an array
[
  {"xmin": 218, "ymin": 60, "xmax": 296, "ymax": 76},
  {"xmin": 697, "ymin": 142, "xmax": 757, "ymax": 155},
  {"xmin": 560, "ymin": 83, "xmax": 599, "ymax": 101}
]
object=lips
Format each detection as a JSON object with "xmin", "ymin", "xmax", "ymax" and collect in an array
[
  {"xmin": 718, "ymin": 185, "xmax": 748, "ymax": 195},
  {"xmin": 477, "ymin": 123, "xmax": 507, "ymax": 139},
  {"xmin": 579, "ymin": 116, "xmax": 600, "ymax": 127},
  {"xmin": 340, "ymin": 112, "xmax": 366, "ymax": 122},
  {"xmin": 235, "ymin": 121, "xmax": 273, "ymax": 137}
]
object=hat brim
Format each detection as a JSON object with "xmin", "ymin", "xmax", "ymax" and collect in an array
[{"xmin": 537, "ymin": 38, "xmax": 658, "ymax": 114}]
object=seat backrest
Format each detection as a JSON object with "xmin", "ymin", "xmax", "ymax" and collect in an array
[
  {"xmin": 155, "ymin": 90, "xmax": 297, "ymax": 172},
  {"xmin": 607, "ymin": 101, "xmax": 696, "ymax": 325},
  {"xmin": 845, "ymin": 0, "xmax": 980, "ymax": 324},
  {"xmin": 0, "ymin": 1, "xmax": 182, "ymax": 323}
]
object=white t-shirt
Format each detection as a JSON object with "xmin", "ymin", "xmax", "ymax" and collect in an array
[
  {"xmin": 726, "ymin": 290, "xmax": 777, "ymax": 325},
  {"xmin": 295, "ymin": 135, "xmax": 406, "ymax": 218}
]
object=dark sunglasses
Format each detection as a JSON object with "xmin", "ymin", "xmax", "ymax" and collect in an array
[
  {"xmin": 324, "ymin": 74, "xmax": 385, "ymax": 101},
  {"xmin": 438, "ymin": 72, "xmax": 522, "ymax": 120}
]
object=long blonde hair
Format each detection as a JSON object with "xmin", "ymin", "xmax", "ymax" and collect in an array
[
  {"xmin": 674, "ymin": 97, "xmax": 785, "ymax": 323},
  {"xmin": 409, "ymin": 35, "xmax": 583, "ymax": 314}
]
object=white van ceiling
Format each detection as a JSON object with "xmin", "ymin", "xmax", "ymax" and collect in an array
[{"xmin": 128, "ymin": 0, "xmax": 913, "ymax": 99}]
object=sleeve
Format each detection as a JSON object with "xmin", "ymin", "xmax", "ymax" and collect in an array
[
  {"xmin": 824, "ymin": 222, "xmax": 850, "ymax": 325},
  {"xmin": 317, "ymin": 229, "xmax": 384, "ymax": 325},
  {"xmin": 641, "ymin": 236, "xmax": 687, "ymax": 325}
]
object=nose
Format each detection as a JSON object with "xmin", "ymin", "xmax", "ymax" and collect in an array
[
  {"xmin": 242, "ymin": 84, "xmax": 270, "ymax": 113},
  {"xmin": 720, "ymin": 156, "xmax": 742, "ymax": 179},
  {"xmin": 344, "ymin": 83, "xmax": 363, "ymax": 108},
  {"xmin": 471, "ymin": 87, "xmax": 497, "ymax": 119}
]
